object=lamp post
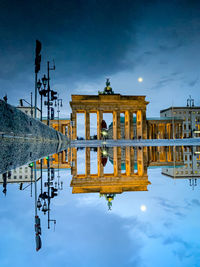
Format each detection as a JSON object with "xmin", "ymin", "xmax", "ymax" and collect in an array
[
  {"xmin": 37, "ymin": 75, "xmax": 48, "ymax": 121},
  {"xmin": 55, "ymin": 95, "xmax": 63, "ymax": 132},
  {"xmin": 37, "ymin": 79, "xmax": 42, "ymax": 121},
  {"xmin": 47, "ymin": 61, "xmax": 56, "ymax": 126},
  {"xmin": 34, "ymin": 40, "xmax": 42, "ymax": 120}
]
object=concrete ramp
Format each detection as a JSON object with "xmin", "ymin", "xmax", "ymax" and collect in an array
[{"xmin": 0, "ymin": 100, "xmax": 69, "ymax": 143}]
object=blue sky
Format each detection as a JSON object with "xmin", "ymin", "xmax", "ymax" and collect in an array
[
  {"xmin": 1, "ymin": 149, "xmax": 200, "ymax": 267},
  {"xmin": 0, "ymin": 0, "xmax": 200, "ymax": 119}
]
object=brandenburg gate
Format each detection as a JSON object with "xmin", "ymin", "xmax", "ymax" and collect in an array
[{"xmin": 70, "ymin": 93, "xmax": 149, "ymax": 140}]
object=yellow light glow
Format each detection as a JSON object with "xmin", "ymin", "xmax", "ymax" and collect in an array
[
  {"xmin": 140, "ymin": 205, "xmax": 147, "ymax": 212},
  {"xmin": 102, "ymin": 150, "xmax": 107, "ymax": 156},
  {"xmin": 138, "ymin": 77, "xmax": 143, "ymax": 83}
]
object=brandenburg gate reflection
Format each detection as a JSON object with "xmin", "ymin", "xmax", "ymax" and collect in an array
[
  {"xmin": 70, "ymin": 146, "xmax": 184, "ymax": 208},
  {"xmin": 71, "ymin": 147, "xmax": 150, "ymax": 194},
  {"xmin": 36, "ymin": 146, "xmax": 184, "ymax": 208}
]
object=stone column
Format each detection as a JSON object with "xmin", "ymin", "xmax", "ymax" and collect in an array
[
  {"xmin": 168, "ymin": 146, "xmax": 173, "ymax": 162},
  {"xmin": 130, "ymin": 112, "xmax": 134, "ymax": 139},
  {"xmin": 113, "ymin": 147, "xmax": 121, "ymax": 176},
  {"xmin": 97, "ymin": 110, "xmax": 103, "ymax": 140},
  {"xmin": 153, "ymin": 124, "xmax": 156, "ymax": 139},
  {"xmin": 148, "ymin": 124, "xmax": 151, "ymax": 139},
  {"xmin": 137, "ymin": 148, "xmax": 144, "ymax": 176},
  {"xmin": 85, "ymin": 111, "xmax": 90, "ymax": 140},
  {"xmin": 142, "ymin": 110, "xmax": 147, "ymax": 139},
  {"xmin": 113, "ymin": 111, "xmax": 121, "ymax": 139},
  {"xmin": 125, "ymin": 147, "xmax": 131, "ymax": 175},
  {"xmin": 85, "ymin": 147, "xmax": 90, "ymax": 177},
  {"xmin": 68, "ymin": 123, "xmax": 70, "ymax": 139},
  {"xmin": 71, "ymin": 148, "xmax": 77, "ymax": 177},
  {"xmin": 125, "ymin": 111, "xmax": 131, "ymax": 139},
  {"xmin": 97, "ymin": 147, "xmax": 103, "ymax": 177},
  {"xmin": 130, "ymin": 147, "xmax": 135, "ymax": 173},
  {"xmin": 71, "ymin": 111, "xmax": 77, "ymax": 140},
  {"xmin": 167, "ymin": 124, "xmax": 170, "ymax": 139},
  {"xmin": 157, "ymin": 124, "xmax": 160, "ymax": 139},
  {"xmin": 151, "ymin": 124, "xmax": 153, "ymax": 139},
  {"xmin": 164, "ymin": 124, "xmax": 167, "ymax": 139},
  {"xmin": 67, "ymin": 147, "xmax": 71, "ymax": 163},
  {"xmin": 136, "ymin": 110, "xmax": 142, "ymax": 139},
  {"xmin": 174, "ymin": 123, "xmax": 177, "ymax": 139},
  {"xmin": 180, "ymin": 123, "xmax": 183, "ymax": 138}
]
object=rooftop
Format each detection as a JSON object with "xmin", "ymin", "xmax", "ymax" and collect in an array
[{"xmin": 160, "ymin": 106, "xmax": 200, "ymax": 113}]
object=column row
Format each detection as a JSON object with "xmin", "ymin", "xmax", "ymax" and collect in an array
[{"xmin": 71, "ymin": 109, "xmax": 145, "ymax": 140}]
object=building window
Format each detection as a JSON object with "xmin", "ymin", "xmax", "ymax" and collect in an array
[{"xmin": 185, "ymin": 155, "xmax": 187, "ymax": 161}]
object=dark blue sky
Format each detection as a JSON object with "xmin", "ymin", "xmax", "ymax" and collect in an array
[{"xmin": 0, "ymin": 0, "xmax": 200, "ymax": 116}]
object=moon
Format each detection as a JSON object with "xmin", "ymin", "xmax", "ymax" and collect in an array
[
  {"xmin": 138, "ymin": 77, "xmax": 143, "ymax": 83},
  {"xmin": 140, "ymin": 205, "xmax": 147, "ymax": 212}
]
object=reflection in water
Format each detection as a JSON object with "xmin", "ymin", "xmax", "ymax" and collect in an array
[
  {"xmin": 70, "ymin": 146, "xmax": 187, "ymax": 209},
  {"xmin": 0, "ymin": 144, "xmax": 200, "ymax": 252}
]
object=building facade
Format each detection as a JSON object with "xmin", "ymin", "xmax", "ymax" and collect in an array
[
  {"xmin": 162, "ymin": 146, "xmax": 200, "ymax": 181},
  {"xmin": 17, "ymin": 104, "xmax": 40, "ymax": 119},
  {"xmin": 160, "ymin": 106, "xmax": 200, "ymax": 138}
]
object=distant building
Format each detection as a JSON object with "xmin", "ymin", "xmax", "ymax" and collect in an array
[
  {"xmin": 16, "ymin": 99, "xmax": 71, "ymax": 137},
  {"xmin": 42, "ymin": 117, "xmax": 71, "ymax": 138},
  {"xmin": 0, "ymin": 163, "xmax": 40, "ymax": 184},
  {"xmin": 17, "ymin": 99, "xmax": 40, "ymax": 119},
  {"xmin": 162, "ymin": 146, "xmax": 200, "ymax": 180},
  {"xmin": 160, "ymin": 105, "xmax": 200, "ymax": 138}
]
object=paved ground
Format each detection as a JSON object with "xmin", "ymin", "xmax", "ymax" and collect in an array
[{"xmin": 70, "ymin": 138, "xmax": 200, "ymax": 147}]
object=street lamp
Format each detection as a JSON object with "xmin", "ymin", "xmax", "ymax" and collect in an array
[
  {"xmin": 37, "ymin": 79, "xmax": 42, "ymax": 91},
  {"xmin": 42, "ymin": 74, "xmax": 48, "ymax": 88},
  {"xmin": 42, "ymin": 200, "xmax": 48, "ymax": 214},
  {"xmin": 37, "ymin": 198, "xmax": 42, "ymax": 210},
  {"xmin": 55, "ymin": 95, "xmax": 63, "ymax": 132},
  {"xmin": 37, "ymin": 75, "xmax": 49, "ymax": 121}
]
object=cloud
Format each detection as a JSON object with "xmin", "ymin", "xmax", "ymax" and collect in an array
[
  {"xmin": 163, "ymin": 236, "xmax": 191, "ymax": 249},
  {"xmin": 188, "ymin": 78, "xmax": 199, "ymax": 87},
  {"xmin": 154, "ymin": 197, "xmax": 186, "ymax": 218},
  {"xmin": 191, "ymin": 199, "xmax": 200, "ymax": 206}
]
